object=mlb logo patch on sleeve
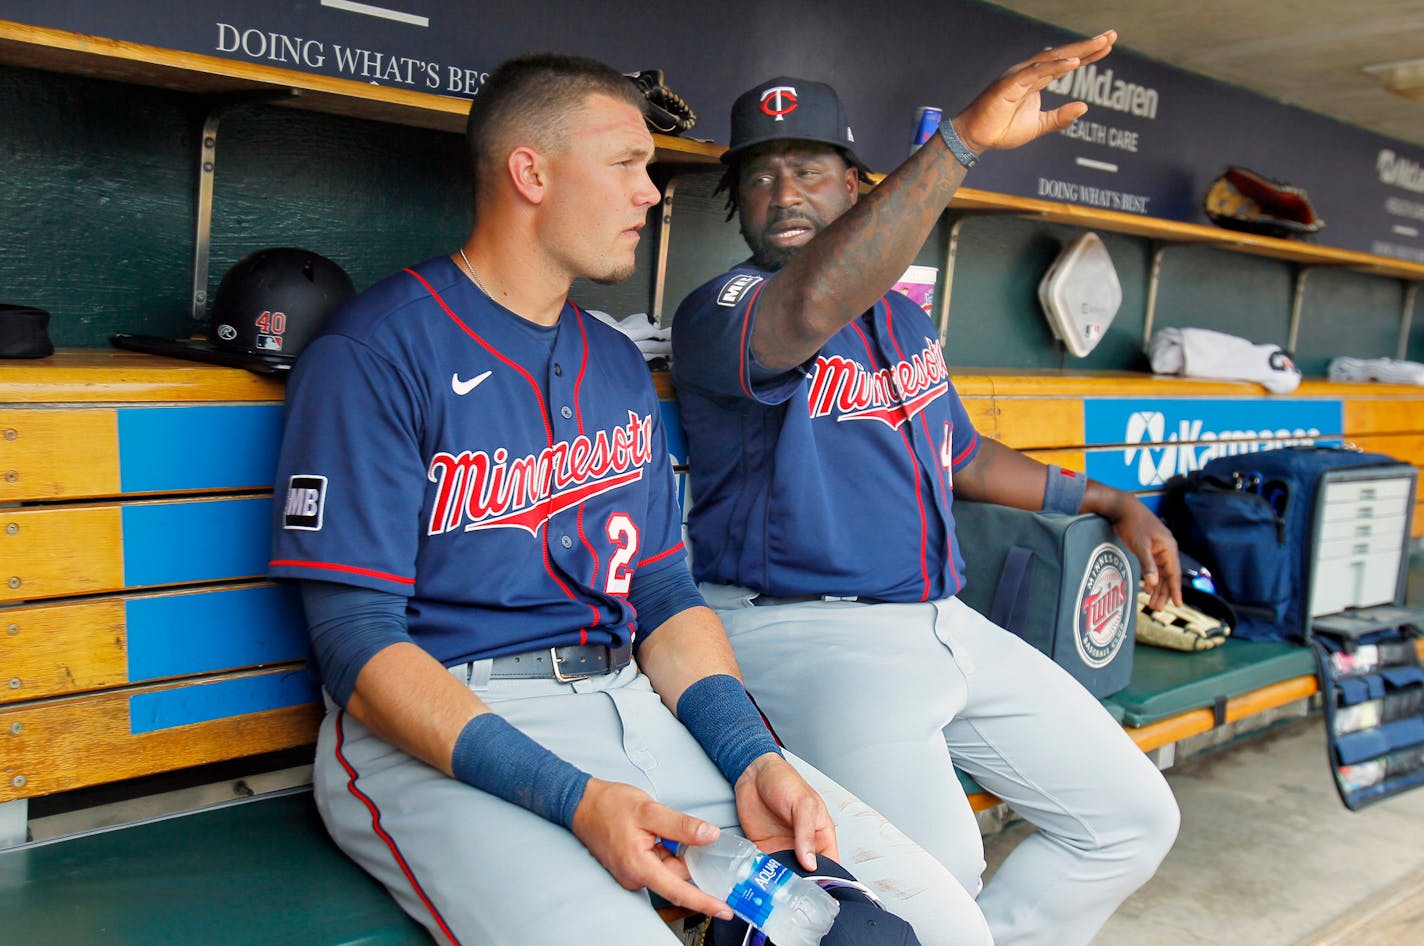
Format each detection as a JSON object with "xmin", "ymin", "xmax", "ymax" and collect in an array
[
  {"xmin": 283, "ymin": 475, "xmax": 327, "ymax": 530},
  {"xmin": 717, "ymin": 274, "xmax": 764, "ymax": 307}
]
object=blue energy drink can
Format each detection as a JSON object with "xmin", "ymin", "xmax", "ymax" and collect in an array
[{"xmin": 911, "ymin": 106, "xmax": 943, "ymax": 153}]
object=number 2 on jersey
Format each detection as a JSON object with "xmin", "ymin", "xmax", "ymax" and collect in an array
[
  {"xmin": 941, "ymin": 422, "xmax": 954, "ymax": 487},
  {"xmin": 604, "ymin": 513, "xmax": 640, "ymax": 594}
]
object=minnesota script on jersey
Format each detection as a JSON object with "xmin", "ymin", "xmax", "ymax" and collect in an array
[
  {"xmin": 270, "ymin": 256, "xmax": 687, "ymax": 665},
  {"xmin": 672, "ymin": 263, "xmax": 981, "ymax": 601}
]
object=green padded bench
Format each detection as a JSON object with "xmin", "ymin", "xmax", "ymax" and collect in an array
[
  {"xmin": 1106, "ymin": 639, "xmax": 1318, "ymax": 728},
  {"xmin": 958, "ymin": 649, "xmax": 1313, "ymax": 809},
  {"xmin": 0, "ymin": 789, "xmax": 429, "ymax": 946}
]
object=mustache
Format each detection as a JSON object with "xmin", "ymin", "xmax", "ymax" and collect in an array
[{"xmin": 764, "ymin": 208, "xmax": 818, "ymax": 231}]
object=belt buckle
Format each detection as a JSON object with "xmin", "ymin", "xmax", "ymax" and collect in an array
[{"xmin": 550, "ymin": 646, "xmax": 593, "ymax": 683}]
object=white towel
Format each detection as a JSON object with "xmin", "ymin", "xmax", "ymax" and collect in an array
[
  {"xmin": 1327, "ymin": 356, "xmax": 1424, "ymax": 385},
  {"xmin": 586, "ymin": 310, "xmax": 671, "ymax": 364},
  {"xmin": 1148, "ymin": 327, "xmax": 1302, "ymax": 394}
]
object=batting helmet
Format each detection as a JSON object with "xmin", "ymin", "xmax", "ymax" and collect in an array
[
  {"xmin": 111, "ymin": 247, "xmax": 355, "ymax": 375},
  {"xmin": 208, "ymin": 247, "xmax": 355, "ymax": 364}
]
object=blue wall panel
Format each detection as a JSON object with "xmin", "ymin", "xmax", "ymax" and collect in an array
[
  {"xmin": 128, "ymin": 670, "xmax": 318, "ymax": 735},
  {"xmin": 117, "ymin": 405, "xmax": 284, "ymax": 493},
  {"xmin": 121, "ymin": 498, "xmax": 274, "ymax": 587},
  {"xmin": 125, "ymin": 583, "xmax": 306, "ymax": 681}
]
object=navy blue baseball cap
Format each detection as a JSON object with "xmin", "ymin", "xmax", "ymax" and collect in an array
[
  {"xmin": 705, "ymin": 850, "xmax": 921, "ymax": 946},
  {"xmin": 724, "ymin": 76, "xmax": 870, "ymax": 173}
]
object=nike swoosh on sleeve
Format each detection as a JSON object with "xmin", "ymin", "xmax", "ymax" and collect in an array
[{"xmin": 451, "ymin": 370, "xmax": 492, "ymax": 395}]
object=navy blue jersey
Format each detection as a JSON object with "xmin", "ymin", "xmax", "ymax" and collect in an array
[
  {"xmin": 270, "ymin": 256, "xmax": 687, "ymax": 665},
  {"xmin": 671, "ymin": 263, "xmax": 980, "ymax": 601}
]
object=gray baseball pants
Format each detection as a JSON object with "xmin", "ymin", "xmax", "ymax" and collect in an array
[
  {"xmin": 703, "ymin": 587, "xmax": 1181, "ymax": 946},
  {"xmin": 313, "ymin": 660, "xmax": 992, "ymax": 946}
]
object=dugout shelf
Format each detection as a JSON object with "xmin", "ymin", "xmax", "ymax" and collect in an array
[{"xmin": 0, "ymin": 789, "xmax": 427, "ymax": 946}]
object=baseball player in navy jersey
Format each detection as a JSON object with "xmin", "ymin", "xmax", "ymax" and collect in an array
[
  {"xmin": 270, "ymin": 54, "xmax": 991, "ymax": 946},
  {"xmin": 672, "ymin": 31, "xmax": 1184, "ymax": 946}
]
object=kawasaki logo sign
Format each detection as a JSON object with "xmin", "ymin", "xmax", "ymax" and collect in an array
[{"xmin": 1083, "ymin": 399, "xmax": 1343, "ymax": 490}]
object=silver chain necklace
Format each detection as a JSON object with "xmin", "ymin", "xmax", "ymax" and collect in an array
[{"xmin": 457, "ymin": 248, "xmax": 491, "ymax": 298}]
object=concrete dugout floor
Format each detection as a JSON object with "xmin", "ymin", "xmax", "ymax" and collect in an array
[
  {"xmin": 982, "ymin": 716, "xmax": 1424, "ymax": 945},
  {"xmin": 984, "ymin": 548, "xmax": 1424, "ymax": 945}
]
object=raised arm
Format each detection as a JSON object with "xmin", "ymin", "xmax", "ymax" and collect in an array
[{"xmin": 751, "ymin": 30, "xmax": 1117, "ymax": 371}]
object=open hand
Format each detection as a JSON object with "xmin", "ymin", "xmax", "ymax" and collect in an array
[
  {"xmin": 952, "ymin": 30, "xmax": 1117, "ymax": 155},
  {"xmin": 1107, "ymin": 496, "xmax": 1183, "ymax": 610},
  {"xmin": 733, "ymin": 752, "xmax": 839, "ymax": 871},
  {"xmin": 570, "ymin": 778, "xmax": 736, "ymax": 920}
]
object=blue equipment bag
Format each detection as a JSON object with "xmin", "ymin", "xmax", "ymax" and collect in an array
[
  {"xmin": 1312, "ymin": 619, "xmax": 1424, "ymax": 810},
  {"xmin": 1161, "ymin": 446, "xmax": 1405, "ymax": 643},
  {"xmin": 954, "ymin": 500, "xmax": 1137, "ymax": 698},
  {"xmin": 1163, "ymin": 445, "xmax": 1424, "ymax": 809}
]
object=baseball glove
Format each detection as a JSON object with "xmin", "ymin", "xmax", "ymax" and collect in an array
[
  {"xmin": 1135, "ymin": 590, "xmax": 1231, "ymax": 652},
  {"xmin": 625, "ymin": 69, "xmax": 697, "ymax": 135},
  {"xmin": 1203, "ymin": 166, "xmax": 1324, "ymax": 240}
]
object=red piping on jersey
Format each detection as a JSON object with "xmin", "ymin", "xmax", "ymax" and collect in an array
[
  {"xmin": 405, "ymin": 266, "xmax": 553, "ymax": 446},
  {"xmin": 541, "ymin": 532, "xmax": 600, "ymax": 634},
  {"xmin": 883, "ymin": 303, "xmax": 961, "ymax": 591},
  {"xmin": 737, "ymin": 282, "xmax": 769, "ymax": 400},
  {"xmin": 853, "ymin": 310, "xmax": 930, "ymax": 600},
  {"xmin": 577, "ymin": 504, "xmax": 600, "ymax": 590},
  {"xmin": 571, "ymin": 303, "xmax": 590, "ymax": 432},
  {"xmin": 269, "ymin": 559, "xmax": 415, "ymax": 585},
  {"xmin": 569, "ymin": 306, "xmax": 601, "ymax": 588},
  {"xmin": 410, "ymin": 267, "xmax": 599, "ymax": 631},
  {"xmin": 333, "ymin": 710, "xmax": 463, "ymax": 945},
  {"xmin": 638, "ymin": 541, "xmax": 685, "ymax": 569},
  {"xmin": 743, "ymin": 687, "xmax": 785, "ymax": 748},
  {"xmin": 953, "ymin": 434, "xmax": 980, "ymax": 466}
]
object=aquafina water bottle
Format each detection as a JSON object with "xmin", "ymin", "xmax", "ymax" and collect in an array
[{"xmin": 663, "ymin": 834, "xmax": 840, "ymax": 946}]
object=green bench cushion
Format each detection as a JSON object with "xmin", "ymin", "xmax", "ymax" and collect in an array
[
  {"xmin": 1108, "ymin": 639, "xmax": 1317, "ymax": 728},
  {"xmin": 0, "ymin": 790, "xmax": 428, "ymax": 946}
]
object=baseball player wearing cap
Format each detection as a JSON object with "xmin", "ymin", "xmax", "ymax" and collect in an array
[
  {"xmin": 672, "ymin": 32, "xmax": 1182, "ymax": 946},
  {"xmin": 270, "ymin": 53, "xmax": 989, "ymax": 946}
]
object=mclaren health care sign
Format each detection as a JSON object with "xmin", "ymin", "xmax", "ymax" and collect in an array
[{"xmin": 4, "ymin": 0, "xmax": 1421, "ymax": 263}]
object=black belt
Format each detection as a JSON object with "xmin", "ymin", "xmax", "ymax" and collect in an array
[
  {"xmin": 750, "ymin": 594, "xmax": 895, "ymax": 607},
  {"xmin": 486, "ymin": 642, "xmax": 633, "ymax": 681}
]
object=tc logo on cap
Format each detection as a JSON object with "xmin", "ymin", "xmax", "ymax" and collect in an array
[{"xmin": 760, "ymin": 85, "xmax": 798, "ymax": 121}]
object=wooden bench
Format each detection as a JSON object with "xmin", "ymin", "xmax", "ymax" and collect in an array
[
  {"xmin": 945, "ymin": 370, "xmax": 1424, "ymax": 808},
  {"xmin": 6, "ymin": 352, "xmax": 1423, "ymax": 937},
  {"xmin": 4, "ymin": 14, "xmax": 1423, "ymax": 941},
  {"xmin": 0, "ymin": 352, "xmax": 427, "ymax": 944}
]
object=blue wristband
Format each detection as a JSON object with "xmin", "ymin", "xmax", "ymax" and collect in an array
[
  {"xmin": 450, "ymin": 713, "xmax": 591, "ymax": 830},
  {"xmin": 676, "ymin": 674, "xmax": 782, "ymax": 785},
  {"xmin": 1043, "ymin": 464, "xmax": 1088, "ymax": 516},
  {"xmin": 938, "ymin": 118, "xmax": 979, "ymax": 169}
]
